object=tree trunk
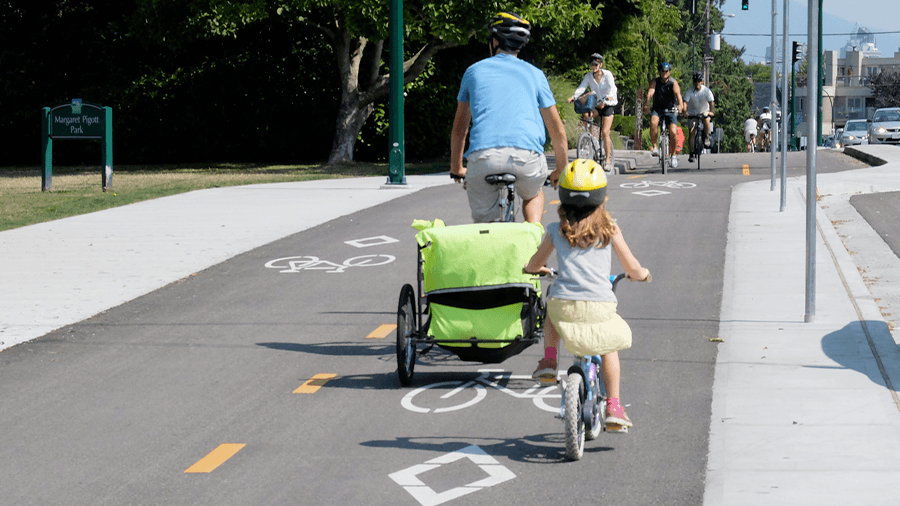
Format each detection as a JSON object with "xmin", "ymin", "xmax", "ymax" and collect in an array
[{"xmin": 328, "ymin": 97, "xmax": 374, "ymax": 164}]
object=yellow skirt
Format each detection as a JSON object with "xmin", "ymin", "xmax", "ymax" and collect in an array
[{"xmin": 547, "ymin": 298, "xmax": 632, "ymax": 357}]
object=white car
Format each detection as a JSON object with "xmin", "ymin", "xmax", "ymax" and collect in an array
[
  {"xmin": 838, "ymin": 119, "xmax": 869, "ymax": 147},
  {"xmin": 868, "ymin": 107, "xmax": 900, "ymax": 145}
]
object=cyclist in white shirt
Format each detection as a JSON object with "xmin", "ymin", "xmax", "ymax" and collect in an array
[
  {"xmin": 743, "ymin": 112, "xmax": 758, "ymax": 153},
  {"xmin": 683, "ymin": 72, "xmax": 715, "ymax": 162},
  {"xmin": 567, "ymin": 53, "xmax": 618, "ymax": 168}
]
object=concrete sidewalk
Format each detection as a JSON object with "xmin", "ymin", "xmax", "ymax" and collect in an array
[
  {"xmin": 705, "ymin": 144, "xmax": 900, "ymax": 505},
  {"xmin": 0, "ymin": 175, "xmax": 453, "ymax": 352}
]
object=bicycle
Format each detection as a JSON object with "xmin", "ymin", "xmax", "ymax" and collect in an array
[
  {"xmin": 653, "ymin": 112, "xmax": 677, "ymax": 175},
  {"xmin": 451, "ymin": 173, "xmax": 519, "ymax": 223},
  {"xmin": 554, "ymin": 273, "xmax": 645, "ymax": 460},
  {"xmin": 685, "ymin": 113, "xmax": 711, "ymax": 170},
  {"xmin": 759, "ymin": 121, "xmax": 772, "ymax": 153},
  {"xmin": 576, "ymin": 117, "xmax": 615, "ymax": 173}
]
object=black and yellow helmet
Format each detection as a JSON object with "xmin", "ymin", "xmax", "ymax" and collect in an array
[
  {"xmin": 487, "ymin": 12, "xmax": 531, "ymax": 52},
  {"xmin": 559, "ymin": 159, "xmax": 608, "ymax": 208}
]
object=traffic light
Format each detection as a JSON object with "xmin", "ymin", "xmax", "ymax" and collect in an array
[
  {"xmin": 792, "ymin": 41, "xmax": 803, "ymax": 63},
  {"xmin": 742, "ymin": 0, "xmax": 749, "ymax": 10}
]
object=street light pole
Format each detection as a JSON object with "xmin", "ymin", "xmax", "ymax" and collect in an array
[{"xmin": 770, "ymin": 0, "xmax": 778, "ymax": 190}]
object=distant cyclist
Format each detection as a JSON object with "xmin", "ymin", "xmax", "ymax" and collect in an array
[
  {"xmin": 567, "ymin": 53, "xmax": 618, "ymax": 168},
  {"xmin": 450, "ymin": 12, "xmax": 568, "ymax": 223},
  {"xmin": 743, "ymin": 112, "xmax": 758, "ymax": 153},
  {"xmin": 645, "ymin": 61, "xmax": 685, "ymax": 168},
  {"xmin": 683, "ymin": 72, "xmax": 715, "ymax": 163},
  {"xmin": 758, "ymin": 107, "xmax": 773, "ymax": 150}
]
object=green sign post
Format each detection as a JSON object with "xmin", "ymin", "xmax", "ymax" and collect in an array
[{"xmin": 41, "ymin": 99, "xmax": 113, "ymax": 191}]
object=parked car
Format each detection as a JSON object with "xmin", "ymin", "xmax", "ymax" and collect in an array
[
  {"xmin": 868, "ymin": 107, "xmax": 900, "ymax": 145},
  {"xmin": 838, "ymin": 120, "xmax": 869, "ymax": 148}
]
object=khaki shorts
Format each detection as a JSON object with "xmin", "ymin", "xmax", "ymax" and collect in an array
[
  {"xmin": 466, "ymin": 147, "xmax": 549, "ymax": 223},
  {"xmin": 547, "ymin": 298, "xmax": 632, "ymax": 357}
]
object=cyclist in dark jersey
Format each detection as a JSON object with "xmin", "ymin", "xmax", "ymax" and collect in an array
[{"xmin": 644, "ymin": 61, "xmax": 685, "ymax": 168}]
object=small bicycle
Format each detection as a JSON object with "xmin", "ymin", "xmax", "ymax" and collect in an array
[{"xmin": 576, "ymin": 118, "xmax": 615, "ymax": 173}]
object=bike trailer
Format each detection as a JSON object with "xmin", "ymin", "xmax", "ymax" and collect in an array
[{"xmin": 396, "ymin": 220, "xmax": 546, "ymax": 385}]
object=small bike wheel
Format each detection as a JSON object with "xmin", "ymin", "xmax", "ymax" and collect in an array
[
  {"xmin": 396, "ymin": 284, "xmax": 417, "ymax": 386},
  {"xmin": 577, "ymin": 132, "xmax": 595, "ymax": 161},
  {"xmin": 564, "ymin": 373, "xmax": 586, "ymax": 461}
]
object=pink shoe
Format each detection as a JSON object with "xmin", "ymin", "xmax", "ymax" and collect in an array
[
  {"xmin": 605, "ymin": 399, "xmax": 633, "ymax": 428},
  {"xmin": 531, "ymin": 358, "xmax": 557, "ymax": 382}
]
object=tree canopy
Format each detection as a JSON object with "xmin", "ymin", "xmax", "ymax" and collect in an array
[{"xmin": 0, "ymin": 0, "xmax": 787, "ymax": 166}]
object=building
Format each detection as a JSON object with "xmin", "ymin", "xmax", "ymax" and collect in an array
[{"xmin": 795, "ymin": 28, "xmax": 900, "ymax": 139}]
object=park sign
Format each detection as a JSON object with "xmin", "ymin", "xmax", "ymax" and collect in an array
[
  {"xmin": 41, "ymin": 99, "xmax": 113, "ymax": 191},
  {"xmin": 50, "ymin": 99, "xmax": 105, "ymax": 138}
]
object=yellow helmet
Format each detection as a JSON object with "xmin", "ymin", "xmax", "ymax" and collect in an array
[{"xmin": 559, "ymin": 159, "xmax": 608, "ymax": 207}]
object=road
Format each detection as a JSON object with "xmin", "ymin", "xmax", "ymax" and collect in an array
[{"xmin": 0, "ymin": 151, "xmax": 864, "ymax": 505}]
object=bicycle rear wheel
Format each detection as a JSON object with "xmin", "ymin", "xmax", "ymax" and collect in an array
[{"xmin": 577, "ymin": 132, "xmax": 595, "ymax": 161}]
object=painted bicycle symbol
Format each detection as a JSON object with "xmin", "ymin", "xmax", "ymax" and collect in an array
[
  {"xmin": 265, "ymin": 254, "xmax": 395, "ymax": 274},
  {"xmin": 400, "ymin": 369, "xmax": 560, "ymax": 414},
  {"xmin": 619, "ymin": 180, "xmax": 696, "ymax": 189}
]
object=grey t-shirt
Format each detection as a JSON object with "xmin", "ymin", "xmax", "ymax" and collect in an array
[{"xmin": 547, "ymin": 222, "xmax": 616, "ymax": 302}]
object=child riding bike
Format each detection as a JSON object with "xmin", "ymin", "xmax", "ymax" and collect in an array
[{"xmin": 524, "ymin": 159, "xmax": 651, "ymax": 429}]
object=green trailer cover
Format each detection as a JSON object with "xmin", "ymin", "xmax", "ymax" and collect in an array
[{"xmin": 414, "ymin": 221, "xmax": 543, "ymax": 347}]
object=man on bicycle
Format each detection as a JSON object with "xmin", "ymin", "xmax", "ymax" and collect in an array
[
  {"xmin": 683, "ymin": 72, "xmax": 715, "ymax": 163},
  {"xmin": 567, "ymin": 53, "xmax": 618, "ymax": 169},
  {"xmin": 758, "ymin": 107, "xmax": 773, "ymax": 151},
  {"xmin": 743, "ymin": 112, "xmax": 758, "ymax": 153},
  {"xmin": 450, "ymin": 12, "xmax": 568, "ymax": 224},
  {"xmin": 645, "ymin": 61, "xmax": 684, "ymax": 168}
]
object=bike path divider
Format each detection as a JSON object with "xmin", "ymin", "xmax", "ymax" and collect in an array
[{"xmin": 0, "ymin": 174, "xmax": 455, "ymax": 353}]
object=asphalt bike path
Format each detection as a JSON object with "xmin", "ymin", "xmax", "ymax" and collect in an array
[
  {"xmin": 1, "ymin": 147, "xmax": 899, "ymax": 505},
  {"xmin": 1, "ymin": 175, "xmax": 723, "ymax": 505}
]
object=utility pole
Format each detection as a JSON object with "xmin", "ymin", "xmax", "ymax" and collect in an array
[
  {"xmin": 703, "ymin": 0, "xmax": 711, "ymax": 82},
  {"xmin": 769, "ymin": 0, "xmax": 778, "ymax": 190}
]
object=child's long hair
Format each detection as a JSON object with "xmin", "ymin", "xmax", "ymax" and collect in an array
[{"xmin": 558, "ymin": 202, "xmax": 615, "ymax": 249}]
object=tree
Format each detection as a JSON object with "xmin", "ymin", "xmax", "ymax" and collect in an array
[
  {"xmin": 709, "ymin": 40, "xmax": 753, "ymax": 152},
  {"xmin": 869, "ymin": 71, "xmax": 900, "ymax": 109},
  {"xmin": 135, "ymin": 0, "xmax": 603, "ymax": 164}
]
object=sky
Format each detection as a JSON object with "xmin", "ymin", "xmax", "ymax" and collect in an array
[{"xmin": 719, "ymin": 0, "xmax": 900, "ymax": 63}]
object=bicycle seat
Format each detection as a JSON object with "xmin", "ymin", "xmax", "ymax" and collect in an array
[{"xmin": 485, "ymin": 173, "xmax": 517, "ymax": 185}]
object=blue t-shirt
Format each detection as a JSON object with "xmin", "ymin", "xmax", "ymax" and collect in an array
[
  {"xmin": 457, "ymin": 53, "xmax": 556, "ymax": 156},
  {"xmin": 546, "ymin": 222, "xmax": 616, "ymax": 302}
]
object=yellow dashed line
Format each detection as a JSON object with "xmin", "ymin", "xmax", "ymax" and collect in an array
[
  {"xmin": 626, "ymin": 174, "xmax": 646, "ymax": 179},
  {"xmin": 366, "ymin": 324, "xmax": 396, "ymax": 339},
  {"xmin": 549, "ymin": 200, "xmax": 560, "ymax": 205},
  {"xmin": 185, "ymin": 444, "xmax": 245, "ymax": 473},
  {"xmin": 742, "ymin": 164, "xmax": 750, "ymax": 175},
  {"xmin": 294, "ymin": 373, "xmax": 337, "ymax": 394}
]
